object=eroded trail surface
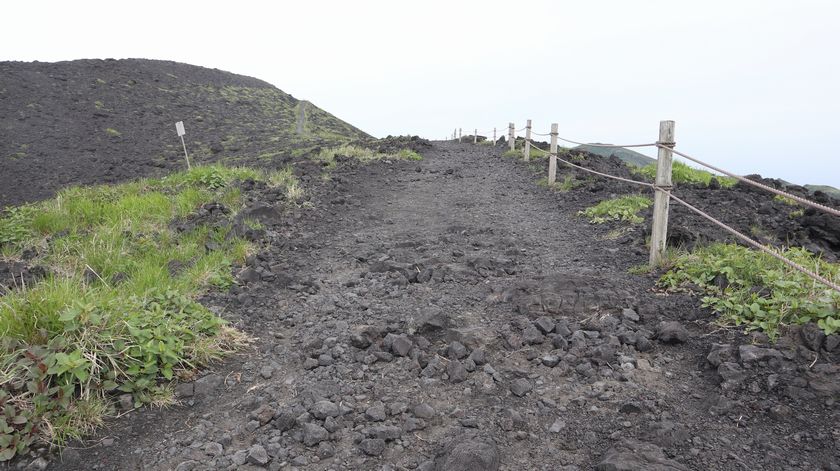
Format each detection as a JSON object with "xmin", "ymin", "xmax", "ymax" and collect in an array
[{"xmin": 51, "ymin": 142, "xmax": 839, "ymax": 471}]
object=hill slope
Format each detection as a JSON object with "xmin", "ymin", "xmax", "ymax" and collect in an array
[
  {"xmin": 573, "ymin": 144, "xmax": 655, "ymax": 167},
  {"xmin": 805, "ymin": 184, "xmax": 840, "ymax": 199},
  {"xmin": 0, "ymin": 59, "xmax": 369, "ymax": 207}
]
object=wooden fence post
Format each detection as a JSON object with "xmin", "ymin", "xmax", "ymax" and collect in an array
[
  {"xmin": 548, "ymin": 123, "xmax": 558, "ymax": 184},
  {"xmin": 649, "ymin": 120, "xmax": 675, "ymax": 266},
  {"xmin": 474, "ymin": 129, "xmax": 478, "ymax": 144},
  {"xmin": 453, "ymin": 128, "xmax": 456, "ymax": 140},
  {"xmin": 458, "ymin": 128, "xmax": 462, "ymax": 143},
  {"xmin": 524, "ymin": 119, "xmax": 532, "ymax": 161},
  {"xmin": 509, "ymin": 123, "xmax": 515, "ymax": 151},
  {"xmin": 493, "ymin": 128, "xmax": 497, "ymax": 146}
]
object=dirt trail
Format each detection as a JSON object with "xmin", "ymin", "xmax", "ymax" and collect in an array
[{"xmin": 46, "ymin": 142, "xmax": 839, "ymax": 471}]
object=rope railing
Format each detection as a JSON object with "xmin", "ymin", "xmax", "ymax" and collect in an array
[
  {"xmin": 556, "ymin": 137, "xmax": 658, "ymax": 149},
  {"xmin": 451, "ymin": 118, "xmax": 840, "ymax": 295}
]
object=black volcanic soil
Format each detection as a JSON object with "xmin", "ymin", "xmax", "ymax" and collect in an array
[
  {"xmin": 518, "ymin": 138, "xmax": 840, "ymax": 262},
  {"xmin": 0, "ymin": 59, "xmax": 368, "ymax": 207},
  {"xmin": 23, "ymin": 142, "xmax": 838, "ymax": 471}
]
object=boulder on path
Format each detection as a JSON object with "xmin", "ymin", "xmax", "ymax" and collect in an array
[
  {"xmin": 239, "ymin": 202, "xmax": 283, "ymax": 226},
  {"xmin": 434, "ymin": 436, "xmax": 500, "ymax": 471},
  {"xmin": 595, "ymin": 439, "xmax": 689, "ymax": 471},
  {"xmin": 509, "ymin": 378, "xmax": 532, "ymax": 397},
  {"xmin": 656, "ymin": 321, "xmax": 688, "ymax": 344}
]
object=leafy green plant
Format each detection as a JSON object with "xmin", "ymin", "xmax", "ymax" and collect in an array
[
  {"xmin": 659, "ymin": 243, "xmax": 840, "ymax": 338},
  {"xmin": 0, "ymin": 207, "xmax": 35, "ymax": 252},
  {"xmin": 0, "ymin": 165, "xmax": 264, "ymax": 460},
  {"xmin": 579, "ymin": 195, "xmax": 653, "ymax": 224},
  {"xmin": 635, "ymin": 161, "xmax": 736, "ymax": 188}
]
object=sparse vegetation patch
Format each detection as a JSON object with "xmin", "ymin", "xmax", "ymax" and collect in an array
[
  {"xmin": 579, "ymin": 195, "xmax": 653, "ymax": 224},
  {"xmin": 315, "ymin": 145, "xmax": 422, "ymax": 168},
  {"xmin": 659, "ymin": 243, "xmax": 840, "ymax": 338},
  {"xmin": 0, "ymin": 164, "xmax": 304, "ymax": 460},
  {"xmin": 636, "ymin": 161, "xmax": 736, "ymax": 188}
]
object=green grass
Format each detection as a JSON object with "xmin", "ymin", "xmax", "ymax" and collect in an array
[
  {"xmin": 659, "ymin": 243, "xmax": 840, "ymax": 338},
  {"xmin": 503, "ymin": 149, "xmax": 520, "ymax": 158},
  {"xmin": 267, "ymin": 166, "xmax": 304, "ymax": 201},
  {"xmin": 0, "ymin": 164, "xmax": 305, "ymax": 460},
  {"xmin": 104, "ymin": 128, "xmax": 121, "ymax": 137},
  {"xmin": 579, "ymin": 195, "xmax": 653, "ymax": 224},
  {"xmin": 635, "ymin": 161, "xmax": 737, "ymax": 188},
  {"xmin": 314, "ymin": 144, "xmax": 422, "ymax": 169},
  {"xmin": 527, "ymin": 146, "xmax": 550, "ymax": 157},
  {"xmin": 537, "ymin": 174, "xmax": 580, "ymax": 192}
]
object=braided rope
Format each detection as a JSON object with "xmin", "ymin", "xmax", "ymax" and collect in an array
[
  {"xmin": 665, "ymin": 191, "xmax": 840, "ymax": 294},
  {"xmin": 532, "ymin": 131, "xmax": 552, "ymax": 137},
  {"xmin": 558, "ymin": 136, "xmax": 658, "ymax": 148},
  {"xmin": 659, "ymin": 145, "xmax": 840, "ymax": 218}
]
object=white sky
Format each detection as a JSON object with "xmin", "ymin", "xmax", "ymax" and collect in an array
[{"xmin": 3, "ymin": 0, "xmax": 839, "ymax": 186}]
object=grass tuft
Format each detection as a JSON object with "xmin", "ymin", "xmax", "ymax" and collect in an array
[
  {"xmin": 537, "ymin": 175, "xmax": 580, "ymax": 192},
  {"xmin": 315, "ymin": 145, "xmax": 422, "ymax": 168},
  {"xmin": 579, "ymin": 195, "xmax": 652, "ymax": 224},
  {"xmin": 635, "ymin": 161, "xmax": 736, "ymax": 188}
]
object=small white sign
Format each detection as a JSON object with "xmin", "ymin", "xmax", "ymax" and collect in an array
[{"xmin": 175, "ymin": 121, "xmax": 185, "ymax": 136}]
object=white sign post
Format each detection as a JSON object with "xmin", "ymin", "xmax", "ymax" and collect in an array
[{"xmin": 175, "ymin": 121, "xmax": 191, "ymax": 170}]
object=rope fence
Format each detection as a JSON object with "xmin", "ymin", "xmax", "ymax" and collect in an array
[{"xmin": 451, "ymin": 119, "xmax": 840, "ymax": 295}]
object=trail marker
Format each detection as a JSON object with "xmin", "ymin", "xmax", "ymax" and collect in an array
[{"xmin": 175, "ymin": 121, "xmax": 191, "ymax": 169}]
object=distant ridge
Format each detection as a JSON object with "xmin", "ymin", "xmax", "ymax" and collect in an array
[
  {"xmin": 574, "ymin": 144, "xmax": 840, "ymax": 197},
  {"xmin": 573, "ymin": 144, "xmax": 655, "ymax": 167},
  {"xmin": 0, "ymin": 58, "xmax": 369, "ymax": 206}
]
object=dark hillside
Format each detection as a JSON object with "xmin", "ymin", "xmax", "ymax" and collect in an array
[
  {"xmin": 573, "ymin": 144, "xmax": 655, "ymax": 167},
  {"xmin": 0, "ymin": 59, "xmax": 369, "ymax": 207}
]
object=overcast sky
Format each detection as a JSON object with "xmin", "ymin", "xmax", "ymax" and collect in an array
[{"xmin": 3, "ymin": 0, "xmax": 839, "ymax": 186}]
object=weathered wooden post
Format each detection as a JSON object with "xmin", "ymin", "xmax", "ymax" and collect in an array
[
  {"xmin": 453, "ymin": 128, "xmax": 457, "ymax": 140},
  {"xmin": 474, "ymin": 129, "xmax": 478, "ymax": 144},
  {"xmin": 493, "ymin": 128, "xmax": 497, "ymax": 146},
  {"xmin": 649, "ymin": 120, "xmax": 675, "ymax": 266},
  {"xmin": 458, "ymin": 128, "xmax": 462, "ymax": 143},
  {"xmin": 523, "ymin": 120, "xmax": 532, "ymax": 161},
  {"xmin": 548, "ymin": 123, "xmax": 558, "ymax": 184},
  {"xmin": 508, "ymin": 123, "xmax": 515, "ymax": 151}
]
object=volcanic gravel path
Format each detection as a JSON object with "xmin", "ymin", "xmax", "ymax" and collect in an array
[{"xmin": 44, "ymin": 142, "xmax": 839, "ymax": 471}]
